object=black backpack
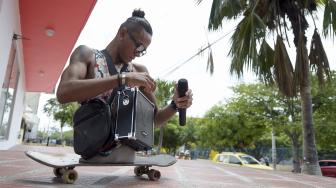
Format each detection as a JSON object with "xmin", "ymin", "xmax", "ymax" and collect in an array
[{"xmin": 73, "ymin": 98, "xmax": 113, "ymax": 159}]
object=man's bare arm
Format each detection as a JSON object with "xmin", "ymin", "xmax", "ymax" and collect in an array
[
  {"xmin": 140, "ymin": 86, "xmax": 177, "ymax": 127},
  {"xmin": 154, "ymin": 104, "xmax": 178, "ymax": 127},
  {"xmin": 132, "ymin": 63, "xmax": 193, "ymax": 128},
  {"xmin": 57, "ymin": 45, "xmax": 119, "ymax": 103},
  {"xmin": 152, "ymin": 88, "xmax": 193, "ymax": 128}
]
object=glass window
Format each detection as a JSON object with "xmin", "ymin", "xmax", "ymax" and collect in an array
[
  {"xmin": 0, "ymin": 42, "xmax": 19, "ymax": 140},
  {"xmin": 328, "ymin": 162, "xmax": 336, "ymax": 166},
  {"xmin": 229, "ymin": 156, "xmax": 242, "ymax": 164},
  {"xmin": 319, "ymin": 162, "xmax": 328, "ymax": 167},
  {"xmin": 218, "ymin": 154, "xmax": 224, "ymax": 162},
  {"xmin": 222, "ymin": 155, "xmax": 229, "ymax": 163},
  {"xmin": 240, "ymin": 155, "xmax": 259, "ymax": 164}
]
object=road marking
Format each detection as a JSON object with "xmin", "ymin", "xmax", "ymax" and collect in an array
[
  {"xmin": 174, "ymin": 164, "xmax": 188, "ymax": 182},
  {"xmin": 174, "ymin": 164, "xmax": 195, "ymax": 188},
  {"xmin": 258, "ymin": 171, "xmax": 326, "ymax": 187},
  {"xmin": 0, "ymin": 168, "xmax": 50, "ymax": 181},
  {"xmin": 0, "ymin": 159, "xmax": 29, "ymax": 164},
  {"xmin": 213, "ymin": 166, "xmax": 254, "ymax": 183}
]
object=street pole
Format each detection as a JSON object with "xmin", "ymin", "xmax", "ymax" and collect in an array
[
  {"xmin": 272, "ymin": 126, "xmax": 277, "ymax": 170},
  {"xmin": 158, "ymin": 126, "xmax": 164, "ymax": 154},
  {"xmin": 46, "ymin": 118, "xmax": 50, "ymax": 146}
]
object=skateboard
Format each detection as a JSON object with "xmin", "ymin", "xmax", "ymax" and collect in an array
[{"xmin": 25, "ymin": 151, "xmax": 177, "ymax": 184}]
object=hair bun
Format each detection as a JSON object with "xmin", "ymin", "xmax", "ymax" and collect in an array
[{"xmin": 132, "ymin": 9, "xmax": 145, "ymax": 18}]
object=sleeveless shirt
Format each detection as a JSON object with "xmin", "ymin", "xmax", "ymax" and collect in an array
[{"xmin": 93, "ymin": 50, "xmax": 133, "ymax": 101}]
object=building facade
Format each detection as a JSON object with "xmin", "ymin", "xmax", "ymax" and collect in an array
[
  {"xmin": 0, "ymin": 0, "xmax": 26, "ymax": 149},
  {"xmin": 0, "ymin": 0, "xmax": 96, "ymax": 149}
]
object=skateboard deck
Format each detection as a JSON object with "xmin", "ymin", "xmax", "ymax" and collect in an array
[{"xmin": 25, "ymin": 151, "xmax": 176, "ymax": 184}]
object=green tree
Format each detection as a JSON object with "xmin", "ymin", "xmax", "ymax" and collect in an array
[
  {"xmin": 312, "ymin": 71, "xmax": 336, "ymax": 153},
  {"xmin": 202, "ymin": 100, "xmax": 269, "ymax": 151},
  {"xmin": 43, "ymin": 98, "xmax": 78, "ymax": 144},
  {"xmin": 154, "ymin": 115, "xmax": 183, "ymax": 154},
  {"xmin": 37, "ymin": 130, "xmax": 48, "ymax": 140},
  {"xmin": 232, "ymin": 84, "xmax": 302, "ymax": 172},
  {"xmin": 63, "ymin": 129, "xmax": 74, "ymax": 146},
  {"xmin": 154, "ymin": 79, "xmax": 175, "ymax": 153},
  {"xmin": 180, "ymin": 117, "xmax": 201, "ymax": 150},
  {"xmin": 199, "ymin": 0, "xmax": 336, "ymax": 175}
]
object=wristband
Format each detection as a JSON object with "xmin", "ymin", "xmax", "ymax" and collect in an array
[
  {"xmin": 121, "ymin": 72, "xmax": 126, "ymax": 85},
  {"xmin": 170, "ymin": 100, "xmax": 178, "ymax": 111},
  {"xmin": 117, "ymin": 73, "xmax": 121, "ymax": 87}
]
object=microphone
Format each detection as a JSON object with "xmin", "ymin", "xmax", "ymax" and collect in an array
[{"xmin": 177, "ymin": 79, "xmax": 188, "ymax": 126}]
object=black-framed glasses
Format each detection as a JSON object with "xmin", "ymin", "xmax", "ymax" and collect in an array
[{"xmin": 127, "ymin": 32, "xmax": 147, "ymax": 57}]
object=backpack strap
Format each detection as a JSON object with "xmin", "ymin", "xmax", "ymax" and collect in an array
[
  {"xmin": 101, "ymin": 49, "xmax": 130, "ymax": 104},
  {"xmin": 101, "ymin": 49, "xmax": 129, "ymax": 75},
  {"xmin": 102, "ymin": 49, "xmax": 118, "ymax": 75}
]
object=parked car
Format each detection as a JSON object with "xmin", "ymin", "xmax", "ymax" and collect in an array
[
  {"xmin": 213, "ymin": 152, "xmax": 272, "ymax": 170},
  {"xmin": 319, "ymin": 160, "xmax": 336, "ymax": 177}
]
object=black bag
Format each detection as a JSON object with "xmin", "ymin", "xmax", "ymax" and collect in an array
[{"xmin": 73, "ymin": 98, "xmax": 113, "ymax": 159}]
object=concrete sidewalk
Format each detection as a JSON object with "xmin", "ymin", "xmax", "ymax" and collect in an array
[{"xmin": 1, "ymin": 144, "xmax": 336, "ymax": 187}]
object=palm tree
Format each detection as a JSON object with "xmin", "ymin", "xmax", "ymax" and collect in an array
[
  {"xmin": 154, "ymin": 79, "xmax": 175, "ymax": 154},
  {"xmin": 199, "ymin": 0, "xmax": 336, "ymax": 175}
]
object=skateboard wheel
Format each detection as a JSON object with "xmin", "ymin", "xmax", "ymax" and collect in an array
[
  {"xmin": 134, "ymin": 166, "xmax": 143, "ymax": 176},
  {"xmin": 62, "ymin": 169, "xmax": 78, "ymax": 184},
  {"xmin": 148, "ymin": 169, "xmax": 161, "ymax": 181},
  {"xmin": 53, "ymin": 168, "xmax": 64, "ymax": 178}
]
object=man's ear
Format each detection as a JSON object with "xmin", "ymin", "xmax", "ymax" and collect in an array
[{"xmin": 118, "ymin": 27, "xmax": 128, "ymax": 39}]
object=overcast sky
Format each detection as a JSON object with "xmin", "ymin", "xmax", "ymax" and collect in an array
[{"xmin": 37, "ymin": 0, "xmax": 336, "ymax": 131}]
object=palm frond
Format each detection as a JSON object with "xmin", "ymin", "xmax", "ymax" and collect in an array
[
  {"xmin": 309, "ymin": 29, "xmax": 331, "ymax": 86},
  {"xmin": 274, "ymin": 36, "xmax": 296, "ymax": 97},
  {"xmin": 245, "ymin": 0, "xmax": 270, "ymax": 18},
  {"xmin": 294, "ymin": 32, "xmax": 309, "ymax": 90},
  {"xmin": 260, "ymin": 0, "xmax": 277, "ymax": 30},
  {"xmin": 322, "ymin": 0, "xmax": 336, "ymax": 38},
  {"xmin": 207, "ymin": 47, "xmax": 214, "ymax": 75},
  {"xmin": 303, "ymin": 0, "xmax": 317, "ymax": 11},
  {"xmin": 229, "ymin": 9, "xmax": 266, "ymax": 77},
  {"xmin": 257, "ymin": 39, "xmax": 275, "ymax": 83},
  {"xmin": 195, "ymin": 0, "xmax": 203, "ymax": 5},
  {"xmin": 315, "ymin": 0, "xmax": 327, "ymax": 6},
  {"xmin": 208, "ymin": 0, "xmax": 246, "ymax": 30},
  {"xmin": 279, "ymin": 0, "xmax": 309, "ymax": 46}
]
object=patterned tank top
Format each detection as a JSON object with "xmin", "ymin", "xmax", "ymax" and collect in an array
[{"xmin": 93, "ymin": 50, "xmax": 133, "ymax": 101}]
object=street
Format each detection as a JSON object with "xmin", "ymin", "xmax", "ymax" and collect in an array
[{"xmin": 0, "ymin": 145, "xmax": 335, "ymax": 188}]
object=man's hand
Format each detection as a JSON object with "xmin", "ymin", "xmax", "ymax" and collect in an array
[
  {"xmin": 172, "ymin": 84, "xmax": 193, "ymax": 109},
  {"xmin": 125, "ymin": 72, "xmax": 156, "ymax": 93}
]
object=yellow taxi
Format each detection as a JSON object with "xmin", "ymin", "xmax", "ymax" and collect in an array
[{"xmin": 213, "ymin": 152, "xmax": 273, "ymax": 170}]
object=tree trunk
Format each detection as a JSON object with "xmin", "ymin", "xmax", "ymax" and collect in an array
[
  {"xmin": 299, "ymin": 44, "xmax": 322, "ymax": 175},
  {"xmin": 158, "ymin": 126, "xmax": 164, "ymax": 154},
  {"xmin": 285, "ymin": 1, "xmax": 321, "ymax": 175},
  {"xmin": 291, "ymin": 133, "xmax": 301, "ymax": 173}
]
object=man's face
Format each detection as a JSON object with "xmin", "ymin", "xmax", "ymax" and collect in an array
[{"xmin": 119, "ymin": 27, "xmax": 151, "ymax": 63}]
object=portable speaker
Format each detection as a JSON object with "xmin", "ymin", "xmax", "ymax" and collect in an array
[{"xmin": 113, "ymin": 87, "xmax": 154, "ymax": 151}]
